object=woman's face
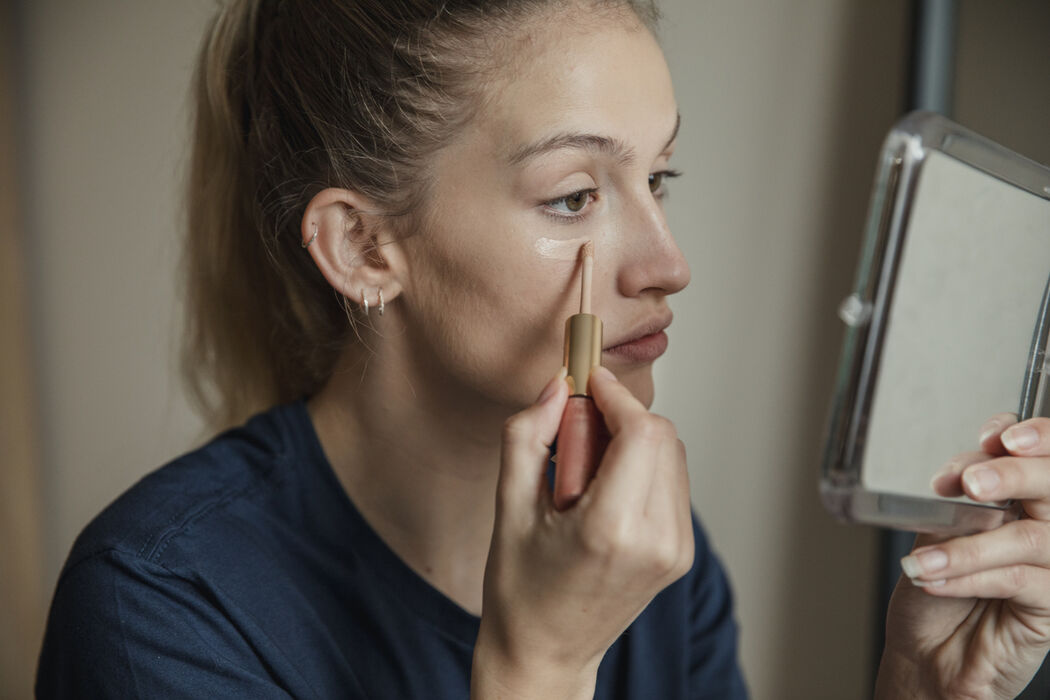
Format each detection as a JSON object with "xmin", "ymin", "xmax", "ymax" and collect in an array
[{"xmin": 398, "ymin": 11, "xmax": 688, "ymax": 411}]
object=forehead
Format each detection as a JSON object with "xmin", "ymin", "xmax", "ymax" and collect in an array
[{"xmin": 477, "ymin": 17, "xmax": 678, "ymax": 158}]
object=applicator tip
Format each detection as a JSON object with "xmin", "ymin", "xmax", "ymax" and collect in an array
[{"xmin": 581, "ymin": 240, "xmax": 594, "ymax": 259}]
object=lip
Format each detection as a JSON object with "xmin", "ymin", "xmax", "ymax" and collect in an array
[{"xmin": 603, "ymin": 311, "xmax": 673, "ymax": 363}]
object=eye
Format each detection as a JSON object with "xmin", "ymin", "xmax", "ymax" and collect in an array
[
  {"xmin": 649, "ymin": 169, "xmax": 682, "ymax": 198},
  {"xmin": 544, "ymin": 188, "xmax": 598, "ymax": 220},
  {"xmin": 562, "ymin": 190, "xmax": 590, "ymax": 212}
]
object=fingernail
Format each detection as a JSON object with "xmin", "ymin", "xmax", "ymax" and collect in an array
[
  {"xmin": 978, "ymin": 423, "xmax": 1000, "ymax": 445},
  {"xmin": 538, "ymin": 367, "xmax": 568, "ymax": 403},
  {"xmin": 591, "ymin": 365, "xmax": 616, "ymax": 382},
  {"xmin": 1002, "ymin": 425, "xmax": 1039, "ymax": 451},
  {"xmin": 963, "ymin": 467, "xmax": 1000, "ymax": 497},
  {"xmin": 900, "ymin": 549, "xmax": 947, "ymax": 578},
  {"xmin": 929, "ymin": 460, "xmax": 959, "ymax": 489}
]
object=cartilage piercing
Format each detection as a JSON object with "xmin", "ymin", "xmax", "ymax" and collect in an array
[{"xmin": 302, "ymin": 224, "xmax": 318, "ymax": 249}]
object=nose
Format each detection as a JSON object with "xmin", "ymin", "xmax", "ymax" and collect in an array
[{"xmin": 614, "ymin": 192, "xmax": 691, "ymax": 299}]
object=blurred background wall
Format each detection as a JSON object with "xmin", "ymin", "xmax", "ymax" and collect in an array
[{"xmin": 3, "ymin": 1, "xmax": 1048, "ymax": 698}]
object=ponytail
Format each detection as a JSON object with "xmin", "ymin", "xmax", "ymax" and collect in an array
[{"xmin": 181, "ymin": 0, "xmax": 346, "ymax": 430}]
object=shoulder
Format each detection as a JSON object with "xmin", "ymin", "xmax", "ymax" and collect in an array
[
  {"xmin": 683, "ymin": 512, "xmax": 748, "ymax": 697},
  {"xmin": 38, "ymin": 402, "xmax": 318, "ymax": 698},
  {"xmin": 61, "ymin": 401, "xmax": 304, "ymax": 580}
]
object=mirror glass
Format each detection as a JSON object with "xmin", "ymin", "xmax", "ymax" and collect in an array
[{"xmin": 864, "ymin": 149, "xmax": 1050, "ymax": 497}]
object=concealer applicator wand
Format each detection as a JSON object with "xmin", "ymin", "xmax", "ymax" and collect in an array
[{"xmin": 553, "ymin": 241, "xmax": 608, "ymax": 510}]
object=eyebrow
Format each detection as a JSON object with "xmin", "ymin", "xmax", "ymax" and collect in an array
[{"xmin": 507, "ymin": 112, "xmax": 681, "ymax": 167}]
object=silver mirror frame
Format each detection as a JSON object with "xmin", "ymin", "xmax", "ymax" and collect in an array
[{"xmin": 821, "ymin": 111, "xmax": 1050, "ymax": 534}]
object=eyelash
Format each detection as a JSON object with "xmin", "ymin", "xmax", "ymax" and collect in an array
[{"xmin": 541, "ymin": 169, "xmax": 683, "ymax": 224}]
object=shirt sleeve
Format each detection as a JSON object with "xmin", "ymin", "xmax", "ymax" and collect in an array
[
  {"xmin": 688, "ymin": 515, "xmax": 749, "ymax": 699},
  {"xmin": 36, "ymin": 549, "xmax": 296, "ymax": 699}
]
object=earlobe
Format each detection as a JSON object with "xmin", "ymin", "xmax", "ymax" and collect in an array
[{"xmin": 300, "ymin": 187, "xmax": 405, "ymax": 311}]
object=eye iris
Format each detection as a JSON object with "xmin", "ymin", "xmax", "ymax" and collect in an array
[
  {"xmin": 565, "ymin": 191, "xmax": 587, "ymax": 212},
  {"xmin": 649, "ymin": 172, "xmax": 663, "ymax": 193}
]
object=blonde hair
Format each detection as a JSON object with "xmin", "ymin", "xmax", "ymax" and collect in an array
[{"xmin": 181, "ymin": 0, "xmax": 659, "ymax": 430}]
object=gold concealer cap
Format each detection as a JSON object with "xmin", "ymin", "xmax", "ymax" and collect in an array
[{"xmin": 563, "ymin": 313, "xmax": 603, "ymax": 396}]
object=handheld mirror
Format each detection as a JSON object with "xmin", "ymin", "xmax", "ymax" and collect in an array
[{"xmin": 821, "ymin": 111, "xmax": 1050, "ymax": 535}]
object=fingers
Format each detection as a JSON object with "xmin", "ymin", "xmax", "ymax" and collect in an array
[
  {"xmin": 903, "ymin": 521, "xmax": 1050, "ymax": 612},
  {"xmin": 585, "ymin": 367, "xmax": 680, "ymax": 512},
  {"xmin": 498, "ymin": 367, "xmax": 568, "ymax": 517},
  {"xmin": 954, "ymin": 455, "xmax": 1050, "ymax": 519},
  {"xmin": 977, "ymin": 412, "xmax": 1019, "ymax": 456},
  {"xmin": 587, "ymin": 366, "xmax": 650, "ymax": 436},
  {"xmin": 908, "ymin": 564, "xmax": 1050, "ymax": 613},
  {"xmin": 998, "ymin": 417, "xmax": 1050, "ymax": 457},
  {"xmin": 928, "ymin": 414, "xmax": 1025, "ymax": 497},
  {"xmin": 901, "ymin": 417, "xmax": 1050, "ymax": 616},
  {"xmin": 930, "ymin": 451, "xmax": 990, "ymax": 498},
  {"xmin": 644, "ymin": 437, "xmax": 694, "ymax": 578},
  {"xmin": 903, "ymin": 519, "xmax": 1050, "ymax": 584}
]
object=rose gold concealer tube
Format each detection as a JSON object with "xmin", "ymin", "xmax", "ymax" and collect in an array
[{"xmin": 553, "ymin": 241, "xmax": 607, "ymax": 510}]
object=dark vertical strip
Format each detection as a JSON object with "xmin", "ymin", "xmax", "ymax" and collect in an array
[
  {"xmin": 0, "ymin": 0, "xmax": 47, "ymax": 697},
  {"xmin": 873, "ymin": 0, "xmax": 958, "ymax": 684}
]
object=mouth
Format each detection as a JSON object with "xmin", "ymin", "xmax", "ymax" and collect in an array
[{"xmin": 602, "ymin": 311, "xmax": 673, "ymax": 364}]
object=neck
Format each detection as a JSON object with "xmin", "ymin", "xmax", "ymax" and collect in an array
[{"xmin": 307, "ymin": 329, "xmax": 514, "ymax": 617}]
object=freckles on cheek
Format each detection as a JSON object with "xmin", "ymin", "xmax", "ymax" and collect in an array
[{"xmin": 496, "ymin": 262, "xmax": 579, "ymax": 360}]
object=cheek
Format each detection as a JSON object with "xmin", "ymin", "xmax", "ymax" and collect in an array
[{"xmin": 404, "ymin": 235, "xmax": 577, "ymax": 407}]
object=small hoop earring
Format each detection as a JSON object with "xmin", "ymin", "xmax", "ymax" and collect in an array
[
  {"xmin": 301, "ymin": 223, "xmax": 318, "ymax": 249},
  {"xmin": 377, "ymin": 287, "xmax": 384, "ymax": 316},
  {"xmin": 362, "ymin": 288, "xmax": 369, "ymax": 316}
]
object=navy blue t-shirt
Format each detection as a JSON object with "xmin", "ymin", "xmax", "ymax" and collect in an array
[{"xmin": 37, "ymin": 401, "xmax": 747, "ymax": 698}]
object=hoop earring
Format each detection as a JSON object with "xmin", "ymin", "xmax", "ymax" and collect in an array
[
  {"xmin": 377, "ymin": 287, "xmax": 384, "ymax": 316},
  {"xmin": 302, "ymin": 223, "xmax": 318, "ymax": 249},
  {"xmin": 362, "ymin": 288, "xmax": 369, "ymax": 316}
]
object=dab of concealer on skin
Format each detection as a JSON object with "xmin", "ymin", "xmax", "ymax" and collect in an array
[{"xmin": 534, "ymin": 236, "xmax": 591, "ymax": 261}]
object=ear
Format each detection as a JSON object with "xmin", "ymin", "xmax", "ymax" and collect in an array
[{"xmin": 301, "ymin": 188, "xmax": 407, "ymax": 312}]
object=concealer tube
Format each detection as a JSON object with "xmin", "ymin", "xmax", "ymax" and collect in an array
[{"xmin": 553, "ymin": 241, "xmax": 608, "ymax": 511}]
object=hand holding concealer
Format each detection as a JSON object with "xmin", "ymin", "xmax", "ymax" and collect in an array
[{"xmin": 553, "ymin": 241, "xmax": 610, "ymax": 510}]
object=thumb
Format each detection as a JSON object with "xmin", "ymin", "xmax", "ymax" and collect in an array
[{"xmin": 497, "ymin": 367, "xmax": 569, "ymax": 518}]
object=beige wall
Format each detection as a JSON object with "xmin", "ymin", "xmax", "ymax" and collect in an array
[
  {"xmin": 655, "ymin": 3, "xmax": 906, "ymax": 697},
  {"xmin": 11, "ymin": 2, "xmax": 1043, "ymax": 699},
  {"xmin": 17, "ymin": 0, "xmax": 212, "ymax": 589}
]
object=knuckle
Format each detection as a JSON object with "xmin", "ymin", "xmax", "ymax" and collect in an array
[
  {"xmin": 629, "ymin": 415, "xmax": 677, "ymax": 444},
  {"xmin": 649, "ymin": 538, "xmax": 679, "ymax": 575},
  {"xmin": 1017, "ymin": 520, "xmax": 1049, "ymax": 559},
  {"xmin": 1005, "ymin": 565, "xmax": 1029, "ymax": 593},
  {"xmin": 652, "ymin": 415, "xmax": 678, "ymax": 440},
  {"xmin": 618, "ymin": 414, "xmax": 649, "ymax": 438},
  {"xmin": 995, "ymin": 458, "xmax": 1022, "ymax": 489},
  {"xmin": 580, "ymin": 513, "xmax": 630, "ymax": 556},
  {"xmin": 1028, "ymin": 417, "xmax": 1050, "ymax": 433},
  {"xmin": 501, "ymin": 414, "xmax": 533, "ymax": 444},
  {"xmin": 677, "ymin": 544, "xmax": 696, "ymax": 578},
  {"xmin": 951, "ymin": 537, "xmax": 981, "ymax": 569}
]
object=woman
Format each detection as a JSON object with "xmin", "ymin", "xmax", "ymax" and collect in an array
[{"xmin": 36, "ymin": 1, "xmax": 1050, "ymax": 697}]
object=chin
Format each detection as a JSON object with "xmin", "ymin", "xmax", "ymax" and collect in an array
[{"xmin": 613, "ymin": 365, "xmax": 656, "ymax": 408}]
